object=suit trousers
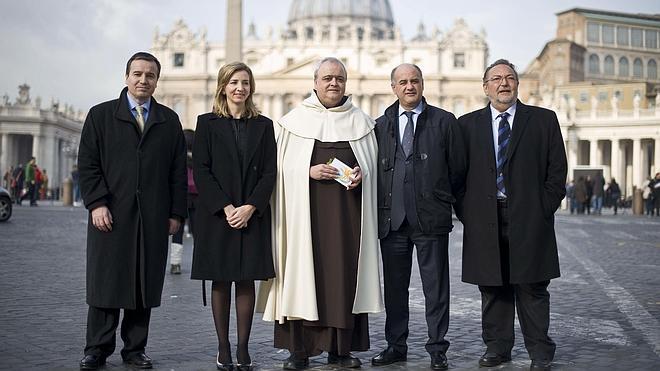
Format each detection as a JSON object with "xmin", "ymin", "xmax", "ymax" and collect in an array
[
  {"xmin": 478, "ymin": 200, "xmax": 556, "ymax": 361},
  {"xmin": 380, "ymin": 221, "xmax": 450, "ymax": 355},
  {"xmin": 84, "ymin": 305, "xmax": 151, "ymax": 359}
]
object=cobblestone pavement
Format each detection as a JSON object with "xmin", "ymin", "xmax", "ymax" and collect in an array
[{"xmin": 1, "ymin": 205, "xmax": 659, "ymax": 370}]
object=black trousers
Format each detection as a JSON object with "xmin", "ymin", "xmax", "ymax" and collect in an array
[
  {"xmin": 478, "ymin": 200, "xmax": 556, "ymax": 361},
  {"xmin": 380, "ymin": 221, "xmax": 450, "ymax": 355},
  {"xmin": 84, "ymin": 305, "xmax": 151, "ymax": 359}
]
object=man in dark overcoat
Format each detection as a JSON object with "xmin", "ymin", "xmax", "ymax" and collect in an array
[
  {"xmin": 455, "ymin": 59, "xmax": 567, "ymax": 371},
  {"xmin": 77, "ymin": 52, "xmax": 187, "ymax": 370},
  {"xmin": 371, "ymin": 64, "xmax": 466, "ymax": 370}
]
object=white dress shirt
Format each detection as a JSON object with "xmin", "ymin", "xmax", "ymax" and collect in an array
[{"xmin": 397, "ymin": 100, "xmax": 424, "ymax": 143}]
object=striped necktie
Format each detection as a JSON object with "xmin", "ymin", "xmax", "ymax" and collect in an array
[
  {"xmin": 496, "ymin": 112, "xmax": 511, "ymax": 197},
  {"xmin": 135, "ymin": 105, "xmax": 145, "ymax": 132}
]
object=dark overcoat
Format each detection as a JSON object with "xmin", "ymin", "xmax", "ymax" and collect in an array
[
  {"xmin": 374, "ymin": 98, "xmax": 466, "ymax": 238},
  {"xmin": 455, "ymin": 101, "xmax": 567, "ymax": 285},
  {"xmin": 191, "ymin": 113, "xmax": 276, "ymax": 282},
  {"xmin": 78, "ymin": 88, "xmax": 187, "ymax": 309}
]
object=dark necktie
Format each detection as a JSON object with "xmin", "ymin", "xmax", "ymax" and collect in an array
[
  {"xmin": 496, "ymin": 112, "xmax": 511, "ymax": 197},
  {"xmin": 402, "ymin": 111, "xmax": 414, "ymax": 157}
]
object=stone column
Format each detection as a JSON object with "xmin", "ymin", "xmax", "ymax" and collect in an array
[
  {"xmin": 0, "ymin": 134, "xmax": 7, "ymax": 176},
  {"xmin": 261, "ymin": 94, "xmax": 272, "ymax": 119},
  {"xmin": 272, "ymin": 94, "xmax": 283, "ymax": 121},
  {"xmin": 32, "ymin": 135, "xmax": 41, "ymax": 160},
  {"xmin": 567, "ymin": 130, "xmax": 578, "ymax": 179},
  {"xmin": 225, "ymin": 0, "xmax": 243, "ymax": 63},
  {"xmin": 589, "ymin": 139, "xmax": 599, "ymax": 166},
  {"xmin": 632, "ymin": 138, "xmax": 641, "ymax": 188},
  {"xmin": 610, "ymin": 139, "xmax": 620, "ymax": 184}
]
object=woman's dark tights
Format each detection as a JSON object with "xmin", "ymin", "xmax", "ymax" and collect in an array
[{"xmin": 211, "ymin": 280, "xmax": 255, "ymax": 365}]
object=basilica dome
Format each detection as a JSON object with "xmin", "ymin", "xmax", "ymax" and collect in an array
[{"xmin": 288, "ymin": 0, "xmax": 394, "ymax": 26}]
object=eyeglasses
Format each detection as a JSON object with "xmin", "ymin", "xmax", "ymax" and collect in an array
[{"xmin": 484, "ymin": 75, "xmax": 518, "ymax": 85}]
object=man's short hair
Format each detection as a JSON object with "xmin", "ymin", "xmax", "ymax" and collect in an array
[
  {"xmin": 125, "ymin": 52, "xmax": 161, "ymax": 78},
  {"xmin": 390, "ymin": 63, "xmax": 424, "ymax": 85},
  {"xmin": 313, "ymin": 57, "xmax": 347, "ymax": 80},
  {"xmin": 482, "ymin": 59, "xmax": 518, "ymax": 83}
]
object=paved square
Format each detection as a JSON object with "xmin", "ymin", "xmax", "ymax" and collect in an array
[{"xmin": 1, "ymin": 206, "xmax": 658, "ymax": 370}]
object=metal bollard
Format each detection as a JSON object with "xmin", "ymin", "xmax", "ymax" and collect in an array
[
  {"xmin": 62, "ymin": 177, "xmax": 73, "ymax": 206},
  {"xmin": 632, "ymin": 188, "xmax": 643, "ymax": 215}
]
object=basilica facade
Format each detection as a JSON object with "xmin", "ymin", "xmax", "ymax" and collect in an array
[{"xmin": 150, "ymin": 0, "xmax": 489, "ymax": 130}]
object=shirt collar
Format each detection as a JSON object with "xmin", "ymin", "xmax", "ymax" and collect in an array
[
  {"xmin": 399, "ymin": 99, "xmax": 424, "ymax": 117},
  {"xmin": 126, "ymin": 92, "xmax": 152, "ymax": 112},
  {"xmin": 489, "ymin": 102, "xmax": 517, "ymax": 122}
]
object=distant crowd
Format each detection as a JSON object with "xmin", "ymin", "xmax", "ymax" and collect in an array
[
  {"xmin": 2, "ymin": 157, "xmax": 49, "ymax": 206},
  {"xmin": 565, "ymin": 172, "xmax": 660, "ymax": 216}
]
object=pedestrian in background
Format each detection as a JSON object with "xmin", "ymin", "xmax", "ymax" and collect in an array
[
  {"xmin": 19, "ymin": 157, "xmax": 38, "ymax": 206},
  {"xmin": 191, "ymin": 62, "xmax": 276, "ymax": 371},
  {"xmin": 607, "ymin": 178, "xmax": 621, "ymax": 215},
  {"xmin": 456, "ymin": 59, "xmax": 567, "ymax": 371},
  {"xmin": 168, "ymin": 129, "xmax": 197, "ymax": 275},
  {"xmin": 574, "ymin": 177, "xmax": 588, "ymax": 214},
  {"xmin": 566, "ymin": 180, "xmax": 575, "ymax": 214},
  {"xmin": 591, "ymin": 173, "xmax": 604, "ymax": 215},
  {"xmin": 78, "ymin": 51, "xmax": 187, "ymax": 370},
  {"xmin": 72, "ymin": 164, "xmax": 81, "ymax": 206},
  {"xmin": 13, "ymin": 164, "xmax": 23, "ymax": 204},
  {"xmin": 651, "ymin": 172, "xmax": 660, "ymax": 216}
]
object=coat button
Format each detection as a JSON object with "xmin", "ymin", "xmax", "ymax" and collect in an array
[
  {"xmin": 488, "ymin": 195, "xmax": 493, "ymax": 200},
  {"xmin": 420, "ymin": 153, "xmax": 428, "ymax": 160},
  {"xmin": 253, "ymin": 166, "xmax": 257, "ymax": 171}
]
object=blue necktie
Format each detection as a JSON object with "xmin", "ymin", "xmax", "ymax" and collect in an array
[
  {"xmin": 402, "ymin": 111, "xmax": 414, "ymax": 157},
  {"xmin": 496, "ymin": 112, "xmax": 511, "ymax": 197}
]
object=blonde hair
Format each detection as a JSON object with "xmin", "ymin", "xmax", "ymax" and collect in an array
[{"xmin": 212, "ymin": 62, "xmax": 259, "ymax": 118}]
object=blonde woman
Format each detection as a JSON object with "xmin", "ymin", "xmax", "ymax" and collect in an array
[{"xmin": 192, "ymin": 62, "xmax": 276, "ymax": 371}]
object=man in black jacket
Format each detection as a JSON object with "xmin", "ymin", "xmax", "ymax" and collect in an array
[
  {"xmin": 371, "ymin": 63, "xmax": 465, "ymax": 370},
  {"xmin": 455, "ymin": 59, "xmax": 567, "ymax": 371},
  {"xmin": 78, "ymin": 52, "xmax": 187, "ymax": 370}
]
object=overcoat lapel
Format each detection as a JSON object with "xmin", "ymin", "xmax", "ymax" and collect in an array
[
  {"xmin": 243, "ymin": 118, "xmax": 266, "ymax": 180},
  {"xmin": 478, "ymin": 107, "xmax": 497, "ymax": 169},
  {"xmin": 113, "ymin": 89, "xmax": 140, "ymax": 135},
  {"xmin": 142, "ymin": 100, "xmax": 167, "ymax": 137},
  {"xmin": 506, "ymin": 101, "xmax": 530, "ymax": 163},
  {"xmin": 211, "ymin": 117, "xmax": 241, "ymax": 174}
]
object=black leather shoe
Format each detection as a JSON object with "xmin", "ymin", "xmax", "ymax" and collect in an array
[
  {"xmin": 478, "ymin": 351, "xmax": 511, "ymax": 367},
  {"xmin": 431, "ymin": 352, "xmax": 448, "ymax": 370},
  {"xmin": 283, "ymin": 354, "xmax": 309, "ymax": 370},
  {"xmin": 80, "ymin": 355, "xmax": 106, "ymax": 370},
  {"xmin": 236, "ymin": 363, "xmax": 253, "ymax": 371},
  {"xmin": 530, "ymin": 359, "xmax": 552, "ymax": 370},
  {"xmin": 371, "ymin": 347, "xmax": 407, "ymax": 366},
  {"xmin": 123, "ymin": 352, "xmax": 153, "ymax": 369},
  {"xmin": 328, "ymin": 352, "xmax": 362, "ymax": 368}
]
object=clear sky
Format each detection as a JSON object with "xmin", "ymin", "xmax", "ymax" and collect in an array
[{"xmin": 1, "ymin": 0, "xmax": 658, "ymax": 111}]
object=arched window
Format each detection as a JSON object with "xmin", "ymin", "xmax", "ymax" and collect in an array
[
  {"xmin": 589, "ymin": 54, "xmax": 600, "ymax": 74},
  {"xmin": 648, "ymin": 59, "xmax": 657, "ymax": 80},
  {"xmin": 603, "ymin": 55, "xmax": 614, "ymax": 75},
  {"xmin": 618, "ymin": 57, "xmax": 629, "ymax": 76},
  {"xmin": 633, "ymin": 58, "xmax": 643, "ymax": 78}
]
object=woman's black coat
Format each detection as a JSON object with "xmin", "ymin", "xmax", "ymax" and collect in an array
[{"xmin": 191, "ymin": 113, "xmax": 276, "ymax": 281}]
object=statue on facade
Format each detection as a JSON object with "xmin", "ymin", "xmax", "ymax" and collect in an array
[
  {"xmin": 16, "ymin": 83, "xmax": 31, "ymax": 105},
  {"xmin": 1, "ymin": 93, "xmax": 9, "ymax": 106},
  {"xmin": 35, "ymin": 96, "xmax": 42, "ymax": 109},
  {"xmin": 633, "ymin": 93, "xmax": 641, "ymax": 110},
  {"xmin": 568, "ymin": 96, "xmax": 577, "ymax": 119},
  {"xmin": 611, "ymin": 94, "xmax": 619, "ymax": 117}
]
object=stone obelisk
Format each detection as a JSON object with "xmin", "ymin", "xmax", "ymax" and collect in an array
[{"xmin": 225, "ymin": 0, "xmax": 243, "ymax": 63}]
